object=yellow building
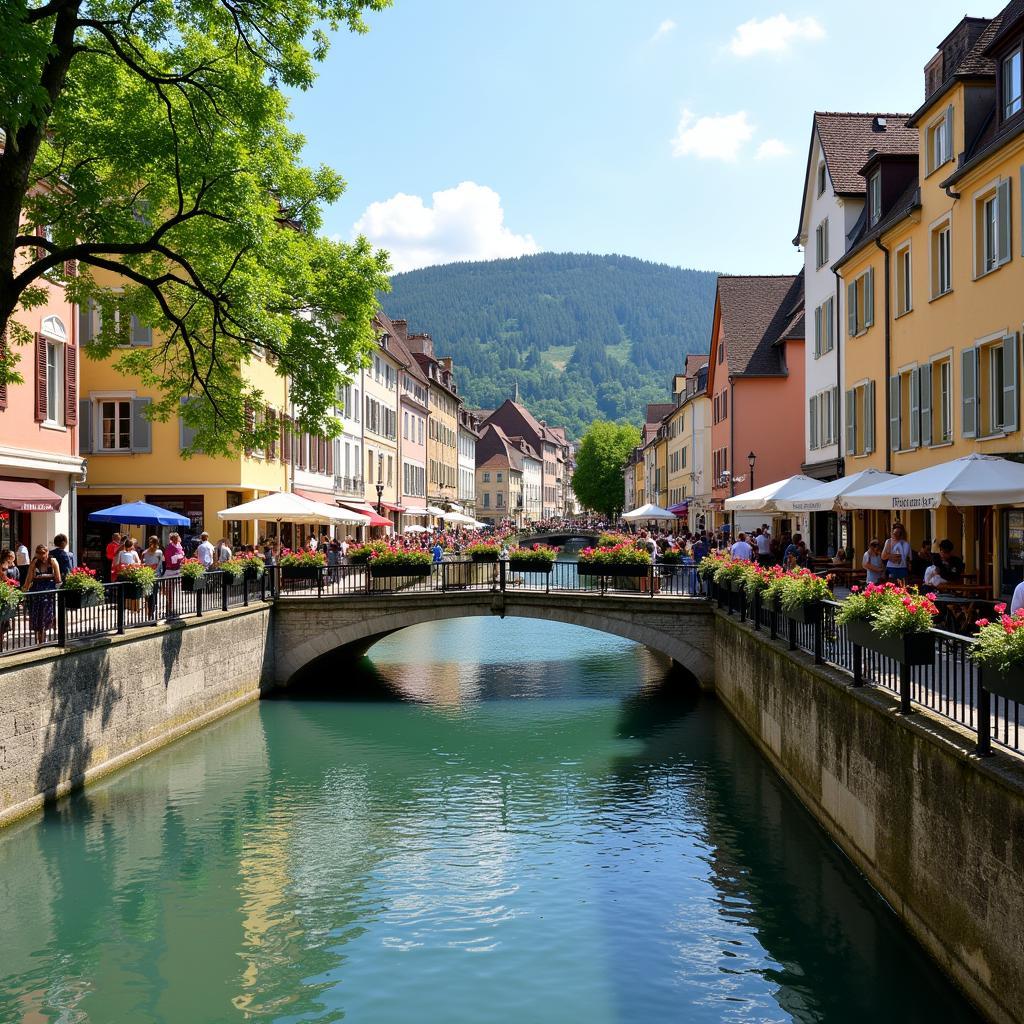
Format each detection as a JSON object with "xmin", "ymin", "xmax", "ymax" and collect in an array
[
  {"xmin": 361, "ymin": 332, "xmax": 401, "ymax": 521},
  {"xmin": 836, "ymin": 10, "xmax": 1024, "ymax": 593},
  {"xmin": 667, "ymin": 356, "xmax": 712, "ymax": 531}
]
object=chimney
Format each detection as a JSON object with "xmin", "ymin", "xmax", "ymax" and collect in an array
[
  {"xmin": 925, "ymin": 17, "xmax": 990, "ymax": 101},
  {"xmin": 440, "ymin": 356, "xmax": 453, "ymax": 373},
  {"xmin": 390, "ymin": 319, "xmax": 409, "ymax": 343},
  {"xmin": 406, "ymin": 331, "xmax": 434, "ymax": 357}
]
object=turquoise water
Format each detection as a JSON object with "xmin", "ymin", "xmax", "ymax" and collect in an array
[{"xmin": 0, "ymin": 618, "xmax": 981, "ymax": 1023}]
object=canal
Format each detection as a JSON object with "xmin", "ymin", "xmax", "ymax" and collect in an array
[{"xmin": 0, "ymin": 618, "xmax": 982, "ymax": 1023}]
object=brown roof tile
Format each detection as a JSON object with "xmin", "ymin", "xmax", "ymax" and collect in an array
[
  {"xmin": 814, "ymin": 113, "xmax": 917, "ymax": 195},
  {"xmin": 717, "ymin": 273, "xmax": 804, "ymax": 377}
]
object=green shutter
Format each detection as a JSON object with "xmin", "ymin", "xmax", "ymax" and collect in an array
[
  {"xmin": 845, "ymin": 389, "xmax": 856, "ymax": 455},
  {"xmin": 1003, "ymin": 334, "xmax": 1019, "ymax": 434},
  {"xmin": 809, "ymin": 395, "xmax": 819, "ymax": 449},
  {"xmin": 944, "ymin": 104, "xmax": 954, "ymax": 163},
  {"xmin": 909, "ymin": 367, "xmax": 920, "ymax": 448},
  {"xmin": 132, "ymin": 396, "xmax": 152, "ymax": 453},
  {"xmin": 832, "ymin": 386, "xmax": 840, "ymax": 443},
  {"xmin": 826, "ymin": 298, "xmax": 834, "ymax": 352},
  {"xmin": 920, "ymin": 362, "xmax": 933, "ymax": 447},
  {"xmin": 78, "ymin": 300, "xmax": 94, "ymax": 344},
  {"xmin": 998, "ymin": 178, "xmax": 1012, "ymax": 266},
  {"xmin": 847, "ymin": 281, "xmax": 857, "ymax": 338},
  {"xmin": 865, "ymin": 380, "xmax": 876, "ymax": 453},
  {"xmin": 130, "ymin": 316, "xmax": 152, "ymax": 347},
  {"xmin": 961, "ymin": 347, "xmax": 978, "ymax": 438},
  {"xmin": 79, "ymin": 400, "xmax": 91, "ymax": 453},
  {"xmin": 865, "ymin": 269, "xmax": 875, "ymax": 327},
  {"xmin": 889, "ymin": 374, "xmax": 901, "ymax": 451}
]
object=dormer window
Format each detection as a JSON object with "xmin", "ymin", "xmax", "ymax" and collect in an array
[
  {"xmin": 1003, "ymin": 47, "xmax": 1023, "ymax": 120},
  {"xmin": 927, "ymin": 107, "xmax": 953, "ymax": 175},
  {"xmin": 868, "ymin": 170, "xmax": 882, "ymax": 227},
  {"xmin": 816, "ymin": 161, "xmax": 827, "ymax": 197}
]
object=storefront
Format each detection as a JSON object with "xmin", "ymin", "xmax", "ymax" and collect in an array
[{"xmin": 0, "ymin": 479, "xmax": 65, "ymax": 556}]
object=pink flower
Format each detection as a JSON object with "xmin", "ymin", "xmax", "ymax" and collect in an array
[
  {"xmin": 850, "ymin": 585, "xmax": 860, "ymax": 593},
  {"xmin": 976, "ymin": 618, "xmax": 990, "ymax": 628},
  {"xmin": 995, "ymin": 603, "xmax": 1007, "ymax": 615}
]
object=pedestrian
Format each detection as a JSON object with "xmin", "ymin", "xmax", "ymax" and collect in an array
[
  {"xmin": 142, "ymin": 536, "xmax": 163, "ymax": 614},
  {"xmin": 730, "ymin": 532, "xmax": 753, "ymax": 561},
  {"xmin": 104, "ymin": 532, "xmax": 122, "ymax": 583},
  {"xmin": 23, "ymin": 543, "xmax": 61, "ymax": 644},
  {"xmin": 754, "ymin": 528, "xmax": 772, "ymax": 566},
  {"xmin": 49, "ymin": 533, "xmax": 75, "ymax": 579},
  {"xmin": 933, "ymin": 539, "xmax": 965, "ymax": 585},
  {"xmin": 196, "ymin": 531, "xmax": 215, "ymax": 569},
  {"xmin": 881, "ymin": 524, "xmax": 911, "ymax": 581},
  {"xmin": 214, "ymin": 536, "xmax": 232, "ymax": 565},
  {"xmin": 863, "ymin": 539, "xmax": 885, "ymax": 585},
  {"xmin": 911, "ymin": 539, "xmax": 933, "ymax": 580},
  {"xmin": 114, "ymin": 537, "xmax": 142, "ymax": 610}
]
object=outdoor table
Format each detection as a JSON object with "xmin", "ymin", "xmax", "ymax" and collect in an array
[
  {"xmin": 931, "ymin": 591, "xmax": 996, "ymax": 634},
  {"xmin": 827, "ymin": 567, "xmax": 865, "ymax": 588}
]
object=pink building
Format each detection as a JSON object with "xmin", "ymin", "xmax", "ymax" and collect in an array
[{"xmin": 1, "ymin": 270, "xmax": 86, "ymax": 557}]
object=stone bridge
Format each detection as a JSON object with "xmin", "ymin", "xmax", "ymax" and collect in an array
[
  {"xmin": 516, "ymin": 531, "xmax": 600, "ymax": 547},
  {"xmin": 273, "ymin": 591, "xmax": 714, "ymax": 687}
]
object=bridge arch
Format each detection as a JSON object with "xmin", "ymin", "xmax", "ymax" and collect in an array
[{"xmin": 273, "ymin": 592, "xmax": 714, "ymax": 689}]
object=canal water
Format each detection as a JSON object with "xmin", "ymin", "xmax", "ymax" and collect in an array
[{"xmin": 0, "ymin": 618, "xmax": 981, "ymax": 1023}]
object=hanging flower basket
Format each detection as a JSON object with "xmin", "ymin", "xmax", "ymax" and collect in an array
[
  {"xmin": 63, "ymin": 590, "xmax": 104, "ymax": 610},
  {"xmin": 785, "ymin": 600, "xmax": 822, "ymax": 626},
  {"xmin": 281, "ymin": 566, "xmax": 322, "ymax": 582},
  {"xmin": 508, "ymin": 559, "xmax": 554, "ymax": 574},
  {"xmin": 369, "ymin": 563, "xmax": 432, "ymax": 579},
  {"xmin": 979, "ymin": 665, "xmax": 1024, "ymax": 704},
  {"xmin": 577, "ymin": 563, "xmax": 649, "ymax": 577},
  {"xmin": 182, "ymin": 573, "xmax": 211, "ymax": 592},
  {"xmin": 845, "ymin": 618, "xmax": 935, "ymax": 666}
]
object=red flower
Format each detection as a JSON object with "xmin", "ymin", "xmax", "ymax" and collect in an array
[{"xmin": 995, "ymin": 603, "xmax": 1008, "ymax": 615}]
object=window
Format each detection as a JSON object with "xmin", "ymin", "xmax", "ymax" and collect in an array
[
  {"xmin": 817, "ymin": 161, "xmax": 827, "ymax": 196},
  {"xmin": 932, "ymin": 357, "xmax": 953, "ymax": 444},
  {"xmin": 496, "ymin": 471, "xmax": 503, "ymax": 482},
  {"xmin": 895, "ymin": 243, "xmax": 912, "ymax": 316},
  {"xmin": 717, "ymin": 340, "xmax": 725, "ymax": 364},
  {"xmin": 815, "ymin": 218, "xmax": 829, "ymax": 268},
  {"xmin": 931, "ymin": 221, "xmax": 952, "ymax": 297},
  {"xmin": 100, "ymin": 399, "xmax": 132, "ymax": 451},
  {"xmin": 813, "ymin": 297, "xmax": 834, "ymax": 357},
  {"xmin": 962, "ymin": 335, "xmax": 1019, "ymax": 439},
  {"xmin": 927, "ymin": 106, "xmax": 953, "ymax": 175},
  {"xmin": 483, "ymin": 471, "xmax": 490, "ymax": 482},
  {"xmin": 975, "ymin": 179, "xmax": 1012, "ymax": 276},
  {"xmin": 868, "ymin": 171, "xmax": 882, "ymax": 227},
  {"xmin": 1004, "ymin": 48, "xmax": 1023, "ymax": 120},
  {"xmin": 847, "ymin": 268, "xmax": 875, "ymax": 337},
  {"xmin": 44, "ymin": 340, "xmax": 63, "ymax": 424},
  {"xmin": 496, "ymin": 493, "xmax": 504, "ymax": 508},
  {"xmin": 844, "ymin": 381, "xmax": 876, "ymax": 456},
  {"xmin": 808, "ymin": 387, "xmax": 839, "ymax": 450},
  {"xmin": 483, "ymin": 492, "xmax": 490, "ymax": 509}
]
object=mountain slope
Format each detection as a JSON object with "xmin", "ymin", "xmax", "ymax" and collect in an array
[{"xmin": 381, "ymin": 253, "xmax": 717, "ymax": 438}]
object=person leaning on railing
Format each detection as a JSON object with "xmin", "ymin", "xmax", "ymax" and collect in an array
[{"xmin": 23, "ymin": 544, "xmax": 61, "ymax": 644}]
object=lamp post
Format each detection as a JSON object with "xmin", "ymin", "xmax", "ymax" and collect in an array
[
  {"xmin": 748, "ymin": 451, "xmax": 757, "ymax": 493},
  {"xmin": 375, "ymin": 451, "xmax": 385, "ymax": 518}
]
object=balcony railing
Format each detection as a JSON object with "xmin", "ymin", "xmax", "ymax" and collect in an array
[{"xmin": 334, "ymin": 475, "xmax": 364, "ymax": 496}]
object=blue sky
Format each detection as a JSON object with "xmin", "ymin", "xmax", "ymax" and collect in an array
[{"xmin": 289, "ymin": 1, "xmax": 983, "ymax": 275}]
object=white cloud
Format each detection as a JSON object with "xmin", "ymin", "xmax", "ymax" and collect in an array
[
  {"xmin": 352, "ymin": 181, "xmax": 539, "ymax": 273},
  {"xmin": 650, "ymin": 18, "xmax": 677, "ymax": 42},
  {"xmin": 671, "ymin": 109, "xmax": 755, "ymax": 162},
  {"xmin": 756, "ymin": 138, "xmax": 791, "ymax": 160},
  {"xmin": 728, "ymin": 14, "xmax": 825, "ymax": 57}
]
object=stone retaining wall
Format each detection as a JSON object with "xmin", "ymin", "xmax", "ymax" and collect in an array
[
  {"xmin": 714, "ymin": 611, "xmax": 1024, "ymax": 1024},
  {"xmin": 0, "ymin": 605, "xmax": 272, "ymax": 827}
]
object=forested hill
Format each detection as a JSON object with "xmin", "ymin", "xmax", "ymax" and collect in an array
[{"xmin": 381, "ymin": 253, "xmax": 718, "ymax": 439}]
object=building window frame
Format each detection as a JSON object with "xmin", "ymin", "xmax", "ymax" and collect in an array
[
  {"xmin": 930, "ymin": 216, "xmax": 953, "ymax": 299},
  {"xmin": 1003, "ymin": 45, "xmax": 1023, "ymax": 122},
  {"xmin": 973, "ymin": 177, "xmax": 1012, "ymax": 278},
  {"xmin": 895, "ymin": 241, "xmax": 913, "ymax": 317},
  {"xmin": 926, "ymin": 105, "xmax": 954, "ymax": 177}
]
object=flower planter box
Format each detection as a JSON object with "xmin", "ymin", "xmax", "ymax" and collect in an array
[
  {"xmin": 578, "ymin": 563, "xmax": 650, "ymax": 577},
  {"xmin": 62, "ymin": 590, "xmax": 104, "ymax": 610},
  {"xmin": 845, "ymin": 618, "xmax": 935, "ymax": 666},
  {"xmin": 979, "ymin": 666, "xmax": 1024, "ymax": 704},
  {"xmin": 0, "ymin": 605, "xmax": 20, "ymax": 624},
  {"xmin": 508, "ymin": 560, "xmax": 554, "ymax": 574},
  {"xmin": 370, "ymin": 563, "xmax": 432, "ymax": 579},
  {"xmin": 783, "ymin": 600, "xmax": 822, "ymax": 625},
  {"xmin": 121, "ymin": 582, "xmax": 151, "ymax": 600},
  {"xmin": 281, "ymin": 566, "xmax": 322, "ymax": 582},
  {"xmin": 243, "ymin": 566, "xmax": 264, "ymax": 582},
  {"xmin": 469, "ymin": 553, "xmax": 500, "ymax": 563},
  {"xmin": 181, "ymin": 574, "xmax": 210, "ymax": 592}
]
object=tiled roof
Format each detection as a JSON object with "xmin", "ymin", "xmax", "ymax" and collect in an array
[
  {"xmin": 684, "ymin": 353, "xmax": 708, "ymax": 379},
  {"xmin": 983, "ymin": 1, "xmax": 1024, "ymax": 53},
  {"xmin": 835, "ymin": 181, "xmax": 922, "ymax": 269},
  {"xmin": 645, "ymin": 403, "xmax": 675, "ymax": 426},
  {"xmin": 375, "ymin": 309, "xmax": 429, "ymax": 386},
  {"xmin": 814, "ymin": 113, "xmax": 917, "ymax": 195},
  {"xmin": 717, "ymin": 273, "xmax": 804, "ymax": 377}
]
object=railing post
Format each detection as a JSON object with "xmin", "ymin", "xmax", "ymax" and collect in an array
[
  {"xmin": 317, "ymin": 566, "xmax": 323, "ymax": 598},
  {"xmin": 739, "ymin": 590, "xmax": 747, "ymax": 622},
  {"xmin": 898, "ymin": 663, "xmax": 912, "ymax": 714},
  {"xmin": 56, "ymin": 590, "xmax": 67, "ymax": 648},
  {"xmin": 116, "ymin": 584, "xmax": 126, "ymax": 635},
  {"xmin": 222, "ymin": 572, "xmax": 229, "ymax": 612},
  {"xmin": 976, "ymin": 679, "xmax": 993, "ymax": 756},
  {"xmin": 500, "ymin": 559, "xmax": 507, "ymax": 593},
  {"xmin": 243, "ymin": 573, "xmax": 249, "ymax": 607},
  {"xmin": 196, "ymin": 581, "xmax": 203, "ymax": 618},
  {"xmin": 788, "ymin": 616, "xmax": 796, "ymax": 651},
  {"xmin": 769, "ymin": 603, "xmax": 777, "ymax": 641},
  {"xmin": 650, "ymin": 566, "xmax": 655, "ymax": 598},
  {"xmin": 852, "ymin": 643, "xmax": 863, "ymax": 686},
  {"xmin": 813, "ymin": 612, "xmax": 823, "ymax": 665},
  {"xmin": 752, "ymin": 591, "xmax": 760, "ymax": 631}
]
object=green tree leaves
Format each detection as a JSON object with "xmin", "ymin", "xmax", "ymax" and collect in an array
[
  {"xmin": 572, "ymin": 420, "xmax": 641, "ymax": 519},
  {"xmin": 0, "ymin": 0, "xmax": 391, "ymax": 454}
]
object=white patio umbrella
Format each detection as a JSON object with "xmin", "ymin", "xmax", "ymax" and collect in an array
[
  {"xmin": 723, "ymin": 474, "xmax": 820, "ymax": 513},
  {"xmin": 837, "ymin": 454, "xmax": 1024, "ymax": 510},
  {"xmin": 773, "ymin": 470, "xmax": 902, "ymax": 513},
  {"xmin": 622, "ymin": 502, "xmax": 678, "ymax": 521},
  {"xmin": 443, "ymin": 511, "xmax": 478, "ymax": 525},
  {"xmin": 404, "ymin": 524, "xmax": 429, "ymax": 534},
  {"xmin": 217, "ymin": 491, "xmax": 370, "ymax": 526}
]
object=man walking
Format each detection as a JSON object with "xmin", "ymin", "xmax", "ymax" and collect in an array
[
  {"xmin": 730, "ymin": 532, "xmax": 754, "ymax": 561},
  {"xmin": 196, "ymin": 532, "xmax": 215, "ymax": 569}
]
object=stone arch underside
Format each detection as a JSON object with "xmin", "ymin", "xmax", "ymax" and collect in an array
[{"xmin": 275, "ymin": 598, "xmax": 714, "ymax": 688}]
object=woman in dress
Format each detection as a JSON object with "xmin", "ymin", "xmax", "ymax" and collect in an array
[
  {"xmin": 22, "ymin": 544, "xmax": 62, "ymax": 644},
  {"xmin": 142, "ymin": 536, "xmax": 163, "ymax": 616},
  {"xmin": 0, "ymin": 548, "xmax": 20, "ymax": 649},
  {"xmin": 163, "ymin": 532, "xmax": 185, "ymax": 616},
  {"xmin": 115, "ymin": 537, "xmax": 142, "ymax": 612}
]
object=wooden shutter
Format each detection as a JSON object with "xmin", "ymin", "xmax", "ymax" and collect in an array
[
  {"xmin": 832, "ymin": 386, "xmax": 840, "ymax": 442},
  {"xmin": 1003, "ymin": 334, "xmax": 1019, "ymax": 434},
  {"xmin": 909, "ymin": 367, "xmax": 920, "ymax": 448},
  {"xmin": 0, "ymin": 332, "xmax": 7, "ymax": 411},
  {"xmin": 131, "ymin": 397, "xmax": 152, "ymax": 452},
  {"xmin": 865, "ymin": 269, "xmax": 875, "ymax": 327},
  {"xmin": 180, "ymin": 397, "xmax": 198, "ymax": 451},
  {"xmin": 865, "ymin": 380, "xmax": 876, "ymax": 453},
  {"xmin": 825, "ymin": 297, "xmax": 834, "ymax": 352},
  {"xmin": 814, "ymin": 305, "xmax": 822, "ymax": 358},
  {"xmin": 78, "ymin": 300, "xmax": 94, "ymax": 344},
  {"xmin": 846, "ymin": 389, "xmax": 856, "ymax": 455},
  {"xmin": 79, "ymin": 401, "xmax": 91, "ymax": 453},
  {"xmin": 327, "ymin": 439, "xmax": 335, "ymax": 475},
  {"xmin": 961, "ymin": 347, "xmax": 978, "ymax": 439},
  {"xmin": 809, "ymin": 395, "xmax": 819, "ymax": 449},
  {"xmin": 281, "ymin": 416, "xmax": 291, "ymax": 463},
  {"xmin": 944, "ymin": 104, "xmax": 954, "ymax": 163},
  {"xmin": 889, "ymin": 374, "xmax": 901, "ymax": 451},
  {"xmin": 265, "ymin": 408, "xmax": 276, "ymax": 460},
  {"xmin": 130, "ymin": 315, "xmax": 152, "ymax": 347},
  {"xmin": 998, "ymin": 179, "xmax": 1012, "ymax": 266},
  {"xmin": 243, "ymin": 401, "xmax": 254, "ymax": 457},
  {"xmin": 919, "ymin": 362, "xmax": 933, "ymax": 447},
  {"xmin": 34, "ymin": 334, "xmax": 47, "ymax": 422},
  {"xmin": 847, "ymin": 281, "xmax": 857, "ymax": 337},
  {"xmin": 64, "ymin": 345, "xmax": 78, "ymax": 426}
]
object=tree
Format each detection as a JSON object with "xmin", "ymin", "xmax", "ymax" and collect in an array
[
  {"xmin": 0, "ymin": 0, "xmax": 391, "ymax": 455},
  {"xmin": 572, "ymin": 420, "xmax": 641, "ymax": 519}
]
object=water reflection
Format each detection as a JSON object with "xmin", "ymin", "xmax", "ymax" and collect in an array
[{"xmin": 0, "ymin": 618, "xmax": 982, "ymax": 1024}]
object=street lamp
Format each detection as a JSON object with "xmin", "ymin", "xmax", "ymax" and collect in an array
[
  {"xmin": 375, "ymin": 451, "xmax": 385, "ymax": 516},
  {"xmin": 748, "ymin": 451, "xmax": 757, "ymax": 492}
]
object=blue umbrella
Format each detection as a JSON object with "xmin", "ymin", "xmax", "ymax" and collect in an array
[{"xmin": 87, "ymin": 501, "xmax": 191, "ymax": 528}]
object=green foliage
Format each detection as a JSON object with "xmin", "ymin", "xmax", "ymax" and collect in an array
[
  {"xmin": 0, "ymin": 0, "xmax": 391, "ymax": 454},
  {"xmin": 507, "ymin": 545, "xmax": 558, "ymax": 565},
  {"xmin": 383, "ymin": 254, "xmax": 718, "ymax": 439},
  {"xmin": 347, "ymin": 541, "xmax": 389, "ymax": 564},
  {"xmin": 59, "ymin": 566, "xmax": 105, "ymax": 596},
  {"xmin": 971, "ymin": 606, "xmax": 1024, "ymax": 672},
  {"xmin": 465, "ymin": 541, "xmax": 500, "ymax": 561},
  {"xmin": 766, "ymin": 568, "xmax": 832, "ymax": 613},
  {"xmin": 835, "ymin": 582, "xmax": 939, "ymax": 638},
  {"xmin": 573, "ymin": 421, "xmax": 642, "ymax": 518},
  {"xmin": 578, "ymin": 543, "xmax": 650, "ymax": 566},
  {"xmin": 368, "ymin": 547, "xmax": 432, "ymax": 567}
]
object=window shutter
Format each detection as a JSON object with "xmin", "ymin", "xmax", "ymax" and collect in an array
[
  {"xmin": 847, "ymin": 282, "xmax": 857, "ymax": 338},
  {"xmin": 826, "ymin": 298, "xmax": 834, "ymax": 352},
  {"xmin": 889, "ymin": 374, "xmax": 901, "ymax": 451},
  {"xmin": 265, "ymin": 408, "xmax": 276, "ymax": 460},
  {"xmin": 814, "ymin": 305, "xmax": 822, "ymax": 358},
  {"xmin": 130, "ymin": 316, "xmax": 152, "ymax": 347},
  {"xmin": 327, "ymin": 439, "xmax": 335, "ymax": 475},
  {"xmin": 865, "ymin": 380, "xmax": 876, "ymax": 453},
  {"xmin": 809, "ymin": 395, "xmax": 819, "ymax": 449},
  {"xmin": 78, "ymin": 300, "xmax": 94, "ymax": 344},
  {"xmin": 179, "ymin": 397, "xmax": 198, "ymax": 451},
  {"xmin": 132, "ymin": 397, "xmax": 152, "ymax": 452},
  {"xmin": 243, "ymin": 401, "xmax": 254, "ymax": 457},
  {"xmin": 845, "ymin": 390, "xmax": 856, "ymax": 455},
  {"xmin": 909, "ymin": 368, "xmax": 921, "ymax": 448},
  {"xmin": 0, "ymin": 332, "xmax": 7, "ymax": 411},
  {"xmin": 961, "ymin": 347, "xmax": 978, "ymax": 438},
  {"xmin": 64, "ymin": 346, "xmax": 77, "ymax": 426},
  {"xmin": 1021, "ymin": 166, "xmax": 1024, "ymax": 257},
  {"xmin": 920, "ymin": 362, "xmax": 933, "ymax": 446},
  {"xmin": 34, "ymin": 334, "xmax": 47, "ymax": 422},
  {"xmin": 865, "ymin": 269, "xmax": 875, "ymax": 327},
  {"xmin": 79, "ymin": 401, "xmax": 92, "ymax": 453},
  {"xmin": 282, "ymin": 416, "xmax": 291, "ymax": 463},
  {"xmin": 998, "ymin": 178, "xmax": 1012, "ymax": 265},
  {"xmin": 1003, "ymin": 334, "xmax": 1019, "ymax": 434},
  {"xmin": 944, "ymin": 104, "xmax": 954, "ymax": 162},
  {"xmin": 823, "ymin": 219, "xmax": 829, "ymax": 263}
]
